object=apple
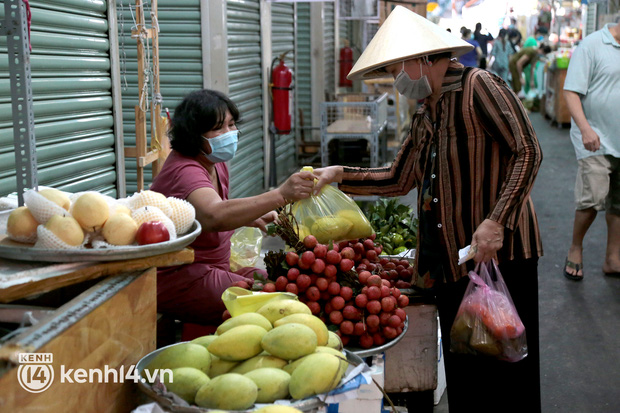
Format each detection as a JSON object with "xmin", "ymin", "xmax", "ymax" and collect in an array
[{"xmin": 136, "ymin": 221, "xmax": 170, "ymax": 245}]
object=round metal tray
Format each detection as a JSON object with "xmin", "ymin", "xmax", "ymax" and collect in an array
[
  {"xmin": 0, "ymin": 220, "xmax": 201, "ymax": 263},
  {"xmin": 135, "ymin": 342, "xmax": 365, "ymax": 412},
  {"xmin": 345, "ymin": 316, "xmax": 409, "ymax": 358}
]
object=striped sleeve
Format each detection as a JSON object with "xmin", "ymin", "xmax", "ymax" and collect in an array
[
  {"xmin": 471, "ymin": 70, "xmax": 543, "ymax": 230},
  {"xmin": 339, "ymin": 132, "xmax": 418, "ymax": 197}
]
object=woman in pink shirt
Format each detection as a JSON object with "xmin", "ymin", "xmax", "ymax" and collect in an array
[{"xmin": 151, "ymin": 89, "xmax": 315, "ymax": 325}]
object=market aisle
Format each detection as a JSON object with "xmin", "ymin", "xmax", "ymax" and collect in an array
[{"xmin": 528, "ymin": 112, "xmax": 620, "ymax": 413}]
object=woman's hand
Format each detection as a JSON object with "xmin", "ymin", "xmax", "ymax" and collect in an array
[
  {"xmin": 471, "ymin": 219, "xmax": 504, "ymax": 263},
  {"xmin": 251, "ymin": 211, "xmax": 278, "ymax": 232},
  {"xmin": 277, "ymin": 171, "xmax": 317, "ymax": 204},
  {"xmin": 313, "ymin": 166, "xmax": 344, "ymax": 195}
]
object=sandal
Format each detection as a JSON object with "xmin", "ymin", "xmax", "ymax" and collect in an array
[{"xmin": 564, "ymin": 257, "xmax": 584, "ymax": 281}]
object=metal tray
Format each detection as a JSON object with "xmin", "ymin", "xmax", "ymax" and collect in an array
[
  {"xmin": 0, "ymin": 221, "xmax": 201, "ymax": 263},
  {"xmin": 135, "ymin": 343, "xmax": 365, "ymax": 413},
  {"xmin": 345, "ymin": 316, "xmax": 409, "ymax": 358}
]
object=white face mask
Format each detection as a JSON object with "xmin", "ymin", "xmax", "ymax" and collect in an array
[
  {"xmin": 393, "ymin": 61, "xmax": 433, "ymax": 101},
  {"xmin": 201, "ymin": 130, "xmax": 238, "ymax": 163}
]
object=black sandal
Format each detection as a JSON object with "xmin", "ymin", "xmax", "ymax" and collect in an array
[{"xmin": 564, "ymin": 257, "xmax": 584, "ymax": 281}]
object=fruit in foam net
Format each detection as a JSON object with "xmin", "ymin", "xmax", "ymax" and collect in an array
[
  {"xmin": 44, "ymin": 214, "xmax": 84, "ymax": 246},
  {"xmin": 71, "ymin": 192, "xmax": 110, "ymax": 232},
  {"xmin": 167, "ymin": 197, "xmax": 196, "ymax": 235},
  {"xmin": 39, "ymin": 188, "xmax": 71, "ymax": 210},
  {"xmin": 102, "ymin": 213, "xmax": 138, "ymax": 245},
  {"xmin": 7, "ymin": 206, "xmax": 38, "ymax": 242},
  {"xmin": 132, "ymin": 190, "xmax": 172, "ymax": 217}
]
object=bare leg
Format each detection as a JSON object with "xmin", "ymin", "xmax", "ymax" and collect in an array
[
  {"xmin": 603, "ymin": 212, "xmax": 620, "ymax": 274},
  {"xmin": 566, "ymin": 208, "xmax": 598, "ymax": 277}
]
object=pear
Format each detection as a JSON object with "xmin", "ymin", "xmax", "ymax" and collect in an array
[
  {"xmin": 102, "ymin": 213, "xmax": 138, "ymax": 245},
  {"xmin": 111, "ymin": 204, "xmax": 132, "ymax": 216},
  {"xmin": 39, "ymin": 188, "xmax": 71, "ymax": 211},
  {"xmin": 6, "ymin": 206, "xmax": 38, "ymax": 242},
  {"xmin": 45, "ymin": 214, "xmax": 84, "ymax": 246},
  {"xmin": 71, "ymin": 192, "xmax": 110, "ymax": 232}
]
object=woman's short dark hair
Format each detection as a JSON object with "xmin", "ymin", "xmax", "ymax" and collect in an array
[{"xmin": 169, "ymin": 89, "xmax": 240, "ymax": 157}]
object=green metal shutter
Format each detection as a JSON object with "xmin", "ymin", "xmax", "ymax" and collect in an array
[
  {"xmin": 0, "ymin": 0, "xmax": 117, "ymax": 197},
  {"xmin": 227, "ymin": 0, "xmax": 264, "ymax": 198},
  {"xmin": 271, "ymin": 2, "xmax": 296, "ymax": 183},
  {"xmin": 296, "ymin": 3, "xmax": 312, "ymax": 141},
  {"xmin": 323, "ymin": 1, "xmax": 335, "ymax": 99},
  {"xmin": 117, "ymin": 0, "xmax": 203, "ymax": 194}
]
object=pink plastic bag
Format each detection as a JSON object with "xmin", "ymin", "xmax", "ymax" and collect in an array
[{"xmin": 450, "ymin": 260, "xmax": 528, "ymax": 362}]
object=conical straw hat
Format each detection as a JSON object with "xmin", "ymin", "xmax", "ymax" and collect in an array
[{"xmin": 348, "ymin": 6, "xmax": 474, "ymax": 80}]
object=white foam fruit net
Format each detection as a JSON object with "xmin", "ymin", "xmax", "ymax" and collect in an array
[
  {"xmin": 132, "ymin": 206, "xmax": 177, "ymax": 240},
  {"xmin": 23, "ymin": 190, "xmax": 70, "ymax": 225},
  {"xmin": 7, "ymin": 229, "xmax": 38, "ymax": 244},
  {"xmin": 167, "ymin": 197, "xmax": 196, "ymax": 235},
  {"xmin": 130, "ymin": 190, "xmax": 173, "ymax": 217},
  {"xmin": 34, "ymin": 225, "xmax": 83, "ymax": 250}
]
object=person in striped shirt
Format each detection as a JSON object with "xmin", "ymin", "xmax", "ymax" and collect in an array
[{"xmin": 314, "ymin": 7, "xmax": 543, "ymax": 412}]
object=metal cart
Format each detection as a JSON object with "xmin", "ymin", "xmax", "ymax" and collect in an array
[{"xmin": 320, "ymin": 93, "xmax": 389, "ymax": 167}]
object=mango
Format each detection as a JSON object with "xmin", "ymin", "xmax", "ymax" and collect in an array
[
  {"xmin": 190, "ymin": 334, "xmax": 218, "ymax": 349},
  {"xmin": 289, "ymin": 353, "xmax": 345, "ymax": 400},
  {"xmin": 208, "ymin": 324, "xmax": 267, "ymax": 361},
  {"xmin": 208, "ymin": 355, "xmax": 239, "ymax": 378},
  {"xmin": 284, "ymin": 347, "xmax": 346, "ymax": 376},
  {"xmin": 216, "ymin": 312, "xmax": 273, "ymax": 335},
  {"xmin": 294, "ymin": 224, "xmax": 311, "ymax": 241},
  {"xmin": 144, "ymin": 343, "xmax": 211, "ymax": 380},
  {"xmin": 336, "ymin": 209, "xmax": 374, "ymax": 240},
  {"xmin": 163, "ymin": 367, "xmax": 209, "ymax": 404},
  {"xmin": 274, "ymin": 314, "xmax": 329, "ymax": 346},
  {"xmin": 310, "ymin": 216, "xmax": 353, "ymax": 243},
  {"xmin": 253, "ymin": 406, "xmax": 304, "ymax": 413},
  {"xmin": 257, "ymin": 299, "xmax": 312, "ymax": 325},
  {"xmin": 282, "ymin": 353, "xmax": 311, "ymax": 375},
  {"xmin": 261, "ymin": 323, "xmax": 317, "ymax": 360},
  {"xmin": 195, "ymin": 373, "xmax": 257, "ymax": 410},
  {"xmin": 244, "ymin": 367, "xmax": 291, "ymax": 403},
  {"xmin": 230, "ymin": 354, "xmax": 288, "ymax": 375},
  {"xmin": 326, "ymin": 331, "xmax": 343, "ymax": 350}
]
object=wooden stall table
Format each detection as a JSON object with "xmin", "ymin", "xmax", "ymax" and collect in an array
[{"xmin": 0, "ymin": 248, "xmax": 193, "ymax": 413}]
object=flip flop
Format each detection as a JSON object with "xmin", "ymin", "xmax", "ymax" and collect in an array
[
  {"xmin": 603, "ymin": 271, "xmax": 620, "ymax": 277},
  {"xmin": 564, "ymin": 257, "xmax": 584, "ymax": 281}
]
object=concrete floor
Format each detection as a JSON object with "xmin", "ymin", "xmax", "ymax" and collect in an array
[{"xmin": 433, "ymin": 112, "xmax": 620, "ymax": 412}]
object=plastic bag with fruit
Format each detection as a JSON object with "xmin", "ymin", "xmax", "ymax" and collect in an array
[
  {"xmin": 450, "ymin": 260, "xmax": 528, "ymax": 362},
  {"xmin": 290, "ymin": 166, "xmax": 374, "ymax": 244},
  {"xmin": 229, "ymin": 226, "xmax": 264, "ymax": 272}
]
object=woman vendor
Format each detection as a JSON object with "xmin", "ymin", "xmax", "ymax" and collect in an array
[{"xmin": 150, "ymin": 89, "xmax": 316, "ymax": 325}]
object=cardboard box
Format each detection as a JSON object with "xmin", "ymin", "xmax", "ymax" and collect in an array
[{"xmin": 327, "ymin": 354, "xmax": 385, "ymax": 413}]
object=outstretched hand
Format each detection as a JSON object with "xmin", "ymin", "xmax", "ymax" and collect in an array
[
  {"xmin": 312, "ymin": 166, "xmax": 343, "ymax": 195},
  {"xmin": 252, "ymin": 211, "xmax": 278, "ymax": 232},
  {"xmin": 277, "ymin": 170, "xmax": 317, "ymax": 204},
  {"xmin": 471, "ymin": 219, "xmax": 504, "ymax": 263}
]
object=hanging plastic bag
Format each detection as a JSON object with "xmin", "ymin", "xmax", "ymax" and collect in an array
[
  {"xmin": 290, "ymin": 166, "xmax": 374, "ymax": 243},
  {"xmin": 229, "ymin": 226, "xmax": 263, "ymax": 272},
  {"xmin": 450, "ymin": 260, "xmax": 528, "ymax": 362}
]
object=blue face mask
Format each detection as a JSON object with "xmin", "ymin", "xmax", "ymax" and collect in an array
[
  {"xmin": 202, "ymin": 130, "xmax": 238, "ymax": 163},
  {"xmin": 536, "ymin": 36, "xmax": 544, "ymax": 42}
]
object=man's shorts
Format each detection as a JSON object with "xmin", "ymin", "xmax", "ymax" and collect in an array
[{"xmin": 575, "ymin": 155, "xmax": 620, "ymax": 214}]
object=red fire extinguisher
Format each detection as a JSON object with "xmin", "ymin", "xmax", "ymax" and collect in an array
[
  {"xmin": 339, "ymin": 41, "xmax": 353, "ymax": 87},
  {"xmin": 271, "ymin": 58, "xmax": 293, "ymax": 134}
]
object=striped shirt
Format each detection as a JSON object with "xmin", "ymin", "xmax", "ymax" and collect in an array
[{"xmin": 339, "ymin": 62, "xmax": 544, "ymax": 283}]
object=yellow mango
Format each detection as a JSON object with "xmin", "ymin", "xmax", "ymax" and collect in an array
[
  {"xmin": 310, "ymin": 216, "xmax": 353, "ymax": 243},
  {"xmin": 256, "ymin": 299, "xmax": 311, "ymax": 325},
  {"xmin": 144, "ymin": 343, "xmax": 211, "ymax": 380},
  {"xmin": 244, "ymin": 367, "xmax": 291, "ymax": 403},
  {"xmin": 336, "ymin": 209, "xmax": 374, "ymax": 240},
  {"xmin": 195, "ymin": 373, "xmax": 257, "ymax": 410},
  {"xmin": 274, "ymin": 314, "xmax": 329, "ymax": 346},
  {"xmin": 289, "ymin": 353, "xmax": 345, "ymax": 400},
  {"xmin": 216, "ymin": 312, "xmax": 273, "ymax": 335},
  {"xmin": 326, "ymin": 331, "xmax": 344, "ymax": 350},
  {"xmin": 208, "ymin": 355, "xmax": 239, "ymax": 378},
  {"xmin": 261, "ymin": 323, "xmax": 317, "ymax": 361},
  {"xmin": 163, "ymin": 367, "xmax": 209, "ymax": 404},
  {"xmin": 253, "ymin": 406, "xmax": 304, "ymax": 413},
  {"xmin": 208, "ymin": 325, "xmax": 267, "ymax": 361},
  {"xmin": 230, "ymin": 354, "xmax": 288, "ymax": 375}
]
